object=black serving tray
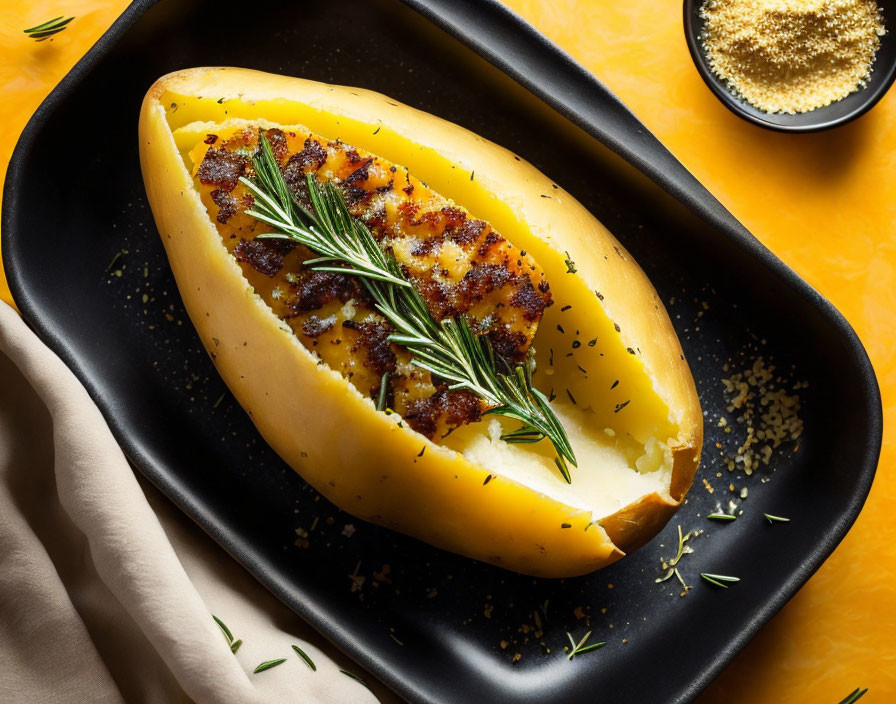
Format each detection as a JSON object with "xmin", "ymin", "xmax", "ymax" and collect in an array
[{"xmin": 2, "ymin": 1, "xmax": 882, "ymax": 702}]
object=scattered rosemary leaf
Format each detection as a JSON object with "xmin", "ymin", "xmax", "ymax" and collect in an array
[
  {"xmin": 389, "ymin": 633, "xmax": 404, "ymax": 645},
  {"xmin": 340, "ymin": 669, "xmax": 368, "ymax": 687},
  {"xmin": 655, "ymin": 568, "xmax": 676, "ymax": 583},
  {"xmin": 764, "ymin": 513, "xmax": 790, "ymax": 524},
  {"xmin": 837, "ymin": 688, "xmax": 869, "ymax": 704},
  {"xmin": 566, "ymin": 630, "xmax": 605, "ymax": 660},
  {"xmin": 706, "ymin": 513, "xmax": 737, "ymax": 522},
  {"xmin": 253, "ymin": 658, "xmax": 287, "ymax": 673},
  {"xmin": 701, "ymin": 573, "xmax": 740, "ymax": 588},
  {"xmin": 376, "ymin": 372, "xmax": 389, "ymax": 412},
  {"xmin": 213, "ymin": 615, "xmax": 234, "ymax": 644},
  {"xmin": 564, "ymin": 251, "xmax": 577, "ymax": 274},
  {"xmin": 24, "ymin": 15, "xmax": 74, "ymax": 41},
  {"xmin": 230, "ymin": 639, "xmax": 242, "ymax": 654},
  {"xmin": 292, "ymin": 644, "xmax": 316, "ymax": 671},
  {"xmin": 212, "ymin": 392, "xmax": 226, "ymax": 409},
  {"xmin": 105, "ymin": 250, "xmax": 123, "ymax": 272}
]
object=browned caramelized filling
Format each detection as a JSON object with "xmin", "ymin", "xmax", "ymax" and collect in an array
[{"xmin": 193, "ymin": 126, "xmax": 552, "ymax": 438}]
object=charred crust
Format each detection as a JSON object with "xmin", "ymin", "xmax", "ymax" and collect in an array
[
  {"xmin": 264, "ymin": 128, "xmax": 289, "ymax": 164},
  {"xmin": 284, "ymin": 270, "xmax": 364, "ymax": 313},
  {"xmin": 343, "ymin": 157, "xmax": 373, "ymax": 186},
  {"xmin": 210, "ymin": 189, "xmax": 238, "ymax": 224},
  {"xmin": 487, "ymin": 327, "xmax": 528, "ymax": 361},
  {"xmin": 233, "ymin": 238, "xmax": 294, "ymax": 277},
  {"xmin": 455, "ymin": 263, "xmax": 513, "ymax": 312},
  {"xmin": 404, "ymin": 388, "xmax": 483, "ymax": 437},
  {"xmin": 477, "ymin": 230, "xmax": 505, "ymax": 256},
  {"xmin": 197, "ymin": 147, "xmax": 248, "ymax": 192},
  {"xmin": 412, "ymin": 276, "xmax": 454, "ymax": 320},
  {"xmin": 510, "ymin": 278, "xmax": 553, "ymax": 321},
  {"xmin": 344, "ymin": 185, "xmax": 372, "ymax": 208},
  {"xmin": 447, "ymin": 218, "xmax": 487, "ymax": 247},
  {"xmin": 342, "ymin": 320, "xmax": 397, "ymax": 376},
  {"xmin": 283, "ymin": 138, "xmax": 327, "ymax": 184}
]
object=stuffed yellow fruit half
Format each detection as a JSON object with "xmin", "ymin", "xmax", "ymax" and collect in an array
[{"xmin": 139, "ymin": 67, "xmax": 702, "ymax": 578}]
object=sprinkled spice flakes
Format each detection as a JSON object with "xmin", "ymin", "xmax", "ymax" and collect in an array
[
  {"xmin": 717, "ymin": 357, "xmax": 805, "ymax": 476},
  {"xmin": 701, "ymin": 0, "xmax": 887, "ymax": 114}
]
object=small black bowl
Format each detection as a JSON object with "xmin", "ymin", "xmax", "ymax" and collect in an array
[{"xmin": 684, "ymin": 0, "xmax": 896, "ymax": 132}]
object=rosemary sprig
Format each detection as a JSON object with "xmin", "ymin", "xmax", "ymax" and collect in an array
[
  {"xmin": 240, "ymin": 132, "xmax": 577, "ymax": 480},
  {"xmin": 706, "ymin": 513, "xmax": 737, "ymax": 522},
  {"xmin": 292, "ymin": 645, "xmax": 317, "ymax": 671},
  {"xmin": 253, "ymin": 658, "xmax": 287, "ymax": 673},
  {"xmin": 565, "ymin": 630, "xmax": 606, "ymax": 660},
  {"xmin": 764, "ymin": 513, "xmax": 790, "ymax": 524},
  {"xmin": 655, "ymin": 524, "xmax": 699, "ymax": 593},
  {"xmin": 24, "ymin": 16, "xmax": 74, "ymax": 41},
  {"xmin": 701, "ymin": 573, "xmax": 740, "ymax": 588},
  {"xmin": 838, "ymin": 688, "xmax": 868, "ymax": 704}
]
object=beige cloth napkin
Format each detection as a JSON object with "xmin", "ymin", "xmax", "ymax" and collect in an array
[{"xmin": 0, "ymin": 300, "xmax": 397, "ymax": 704}]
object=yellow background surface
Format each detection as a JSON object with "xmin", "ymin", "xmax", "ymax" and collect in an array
[{"xmin": 1, "ymin": 1, "xmax": 892, "ymax": 701}]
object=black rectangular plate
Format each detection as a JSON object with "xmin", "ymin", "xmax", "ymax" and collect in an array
[{"xmin": 2, "ymin": 1, "xmax": 882, "ymax": 702}]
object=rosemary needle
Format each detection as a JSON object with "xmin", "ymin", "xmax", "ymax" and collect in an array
[
  {"xmin": 701, "ymin": 573, "xmax": 740, "ymax": 588},
  {"xmin": 24, "ymin": 16, "xmax": 74, "ymax": 41},
  {"xmin": 241, "ymin": 132, "xmax": 577, "ymax": 480},
  {"xmin": 212, "ymin": 615, "xmax": 234, "ymax": 644},
  {"xmin": 764, "ymin": 513, "xmax": 791, "ymax": 524},
  {"xmin": 706, "ymin": 513, "xmax": 737, "ymax": 522},
  {"xmin": 376, "ymin": 372, "xmax": 389, "ymax": 412},
  {"xmin": 292, "ymin": 644, "xmax": 317, "ymax": 671},
  {"xmin": 340, "ymin": 669, "xmax": 369, "ymax": 687},
  {"xmin": 230, "ymin": 639, "xmax": 242, "ymax": 654},
  {"xmin": 837, "ymin": 688, "xmax": 869, "ymax": 704},
  {"xmin": 253, "ymin": 658, "xmax": 287, "ymax": 673}
]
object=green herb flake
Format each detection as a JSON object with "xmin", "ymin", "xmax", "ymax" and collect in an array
[
  {"xmin": 24, "ymin": 15, "xmax": 74, "ymax": 41},
  {"xmin": 253, "ymin": 658, "xmax": 287, "ymax": 674},
  {"xmin": 764, "ymin": 513, "xmax": 791, "ymax": 524},
  {"xmin": 340, "ymin": 669, "xmax": 369, "ymax": 687},
  {"xmin": 837, "ymin": 688, "xmax": 869, "ymax": 704},
  {"xmin": 212, "ymin": 615, "xmax": 234, "ymax": 644},
  {"xmin": 706, "ymin": 513, "xmax": 737, "ymax": 522},
  {"xmin": 292, "ymin": 644, "xmax": 317, "ymax": 671},
  {"xmin": 701, "ymin": 573, "xmax": 740, "ymax": 588},
  {"xmin": 376, "ymin": 372, "xmax": 389, "ymax": 412}
]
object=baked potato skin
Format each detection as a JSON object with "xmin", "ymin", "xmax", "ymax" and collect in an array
[{"xmin": 139, "ymin": 67, "xmax": 701, "ymax": 577}]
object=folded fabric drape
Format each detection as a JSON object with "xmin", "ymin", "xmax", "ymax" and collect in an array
[{"xmin": 0, "ymin": 301, "xmax": 387, "ymax": 704}]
